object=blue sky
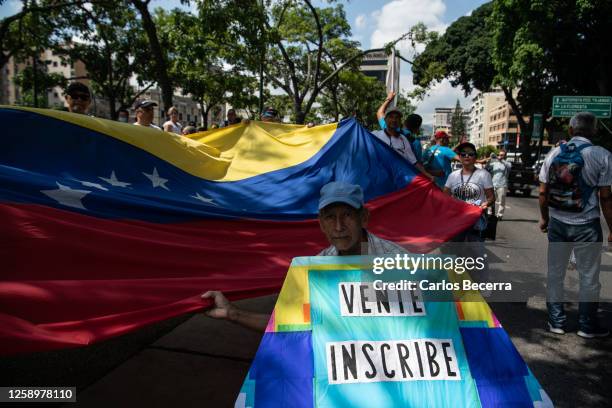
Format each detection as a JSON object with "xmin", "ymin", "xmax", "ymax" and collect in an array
[{"xmin": 1, "ymin": 0, "xmax": 490, "ymax": 122}]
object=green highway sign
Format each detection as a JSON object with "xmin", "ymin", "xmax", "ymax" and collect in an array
[{"xmin": 552, "ymin": 96, "xmax": 611, "ymax": 118}]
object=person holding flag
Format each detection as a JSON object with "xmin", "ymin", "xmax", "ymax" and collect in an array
[{"xmin": 373, "ymin": 92, "xmax": 434, "ymax": 181}]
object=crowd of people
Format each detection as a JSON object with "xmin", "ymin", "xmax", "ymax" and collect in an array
[
  {"xmin": 60, "ymin": 82, "xmax": 611, "ymax": 339},
  {"xmin": 62, "ymin": 82, "xmax": 245, "ymax": 135}
]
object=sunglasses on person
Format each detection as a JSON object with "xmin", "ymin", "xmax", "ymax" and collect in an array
[
  {"xmin": 69, "ymin": 93, "xmax": 90, "ymax": 101},
  {"xmin": 459, "ymin": 151, "xmax": 476, "ymax": 158}
]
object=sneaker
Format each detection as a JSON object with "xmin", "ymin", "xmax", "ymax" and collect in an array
[
  {"xmin": 547, "ymin": 322, "xmax": 566, "ymax": 335},
  {"xmin": 577, "ymin": 327, "xmax": 610, "ymax": 339}
]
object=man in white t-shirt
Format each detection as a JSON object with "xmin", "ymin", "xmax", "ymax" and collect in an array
[
  {"xmin": 200, "ymin": 181, "xmax": 407, "ymax": 332},
  {"xmin": 538, "ymin": 112, "xmax": 612, "ymax": 338},
  {"xmin": 373, "ymin": 92, "xmax": 434, "ymax": 181},
  {"xmin": 485, "ymin": 150, "xmax": 512, "ymax": 219},
  {"xmin": 442, "ymin": 142, "xmax": 494, "ymax": 291},
  {"xmin": 133, "ymin": 100, "xmax": 161, "ymax": 130}
]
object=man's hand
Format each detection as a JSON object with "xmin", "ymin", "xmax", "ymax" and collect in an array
[
  {"xmin": 201, "ymin": 290, "xmax": 235, "ymax": 320},
  {"xmin": 480, "ymin": 203, "xmax": 489, "ymax": 210},
  {"xmin": 385, "ymin": 90, "xmax": 396, "ymax": 101},
  {"xmin": 539, "ymin": 218, "xmax": 549, "ymax": 233}
]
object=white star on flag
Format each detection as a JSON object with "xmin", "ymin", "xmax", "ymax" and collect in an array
[
  {"xmin": 78, "ymin": 180, "xmax": 109, "ymax": 191},
  {"xmin": 41, "ymin": 182, "xmax": 91, "ymax": 210},
  {"xmin": 99, "ymin": 171, "xmax": 131, "ymax": 187},
  {"xmin": 143, "ymin": 167, "xmax": 170, "ymax": 190},
  {"xmin": 191, "ymin": 192, "xmax": 217, "ymax": 205}
]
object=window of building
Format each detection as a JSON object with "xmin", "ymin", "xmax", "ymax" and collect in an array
[
  {"xmin": 54, "ymin": 92, "xmax": 58, "ymax": 98},
  {"xmin": 53, "ymin": 61, "xmax": 58, "ymax": 67}
]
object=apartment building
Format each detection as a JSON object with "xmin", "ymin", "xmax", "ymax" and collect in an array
[{"xmin": 467, "ymin": 91, "xmax": 505, "ymax": 147}]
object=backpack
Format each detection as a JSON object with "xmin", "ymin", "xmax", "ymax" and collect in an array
[
  {"xmin": 547, "ymin": 142, "xmax": 594, "ymax": 212},
  {"xmin": 423, "ymin": 146, "xmax": 439, "ymax": 169}
]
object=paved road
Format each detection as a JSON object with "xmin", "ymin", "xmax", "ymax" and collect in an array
[
  {"xmin": 2, "ymin": 195, "xmax": 610, "ymax": 407},
  {"xmin": 485, "ymin": 195, "xmax": 612, "ymax": 407}
]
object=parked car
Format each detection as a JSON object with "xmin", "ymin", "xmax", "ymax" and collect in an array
[{"xmin": 505, "ymin": 152, "xmax": 536, "ymax": 196}]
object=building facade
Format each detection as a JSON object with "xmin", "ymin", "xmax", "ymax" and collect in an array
[
  {"xmin": 433, "ymin": 107, "xmax": 453, "ymax": 134},
  {"xmin": 359, "ymin": 51, "xmax": 389, "ymax": 84},
  {"xmin": 467, "ymin": 91, "xmax": 505, "ymax": 147},
  {"xmin": 487, "ymin": 101, "xmax": 529, "ymax": 148},
  {"xmin": 0, "ymin": 49, "xmax": 226, "ymax": 128}
]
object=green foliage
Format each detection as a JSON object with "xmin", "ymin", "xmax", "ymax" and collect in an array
[
  {"xmin": 477, "ymin": 145, "xmax": 498, "ymax": 159},
  {"xmin": 450, "ymin": 99, "xmax": 466, "ymax": 142},
  {"xmin": 159, "ymin": 8, "xmax": 259, "ymax": 128},
  {"xmin": 318, "ymin": 70, "xmax": 387, "ymax": 127},
  {"xmin": 198, "ymin": 0, "xmax": 362, "ymax": 124},
  {"xmin": 412, "ymin": 2, "xmax": 495, "ymax": 94},
  {"xmin": 490, "ymin": 0, "xmax": 612, "ymax": 123},
  {"xmin": 54, "ymin": 3, "xmax": 150, "ymax": 118},
  {"xmin": 13, "ymin": 64, "xmax": 67, "ymax": 108}
]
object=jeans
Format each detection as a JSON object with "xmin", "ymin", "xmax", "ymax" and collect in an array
[{"xmin": 546, "ymin": 217, "xmax": 603, "ymax": 330}]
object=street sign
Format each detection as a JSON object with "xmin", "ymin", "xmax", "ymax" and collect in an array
[
  {"xmin": 532, "ymin": 113, "xmax": 543, "ymax": 140},
  {"xmin": 552, "ymin": 96, "xmax": 611, "ymax": 118}
]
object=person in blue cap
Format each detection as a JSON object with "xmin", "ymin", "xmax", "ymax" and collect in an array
[{"xmin": 201, "ymin": 181, "xmax": 406, "ymax": 331}]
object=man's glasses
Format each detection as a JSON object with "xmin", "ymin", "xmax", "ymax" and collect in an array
[
  {"xmin": 69, "ymin": 93, "xmax": 90, "ymax": 101},
  {"xmin": 460, "ymin": 152, "xmax": 476, "ymax": 158}
]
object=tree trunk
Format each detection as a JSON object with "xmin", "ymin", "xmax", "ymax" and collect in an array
[
  {"xmin": 131, "ymin": 0, "xmax": 173, "ymax": 110},
  {"xmin": 502, "ymin": 86, "xmax": 531, "ymax": 159},
  {"xmin": 109, "ymin": 95, "xmax": 117, "ymax": 120},
  {"xmin": 202, "ymin": 104, "xmax": 210, "ymax": 130},
  {"xmin": 32, "ymin": 55, "xmax": 38, "ymax": 108},
  {"xmin": 294, "ymin": 100, "xmax": 305, "ymax": 124}
]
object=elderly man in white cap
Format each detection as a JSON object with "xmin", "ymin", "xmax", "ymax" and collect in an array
[{"xmin": 201, "ymin": 181, "xmax": 406, "ymax": 331}]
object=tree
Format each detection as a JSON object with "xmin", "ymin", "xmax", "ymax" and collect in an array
[
  {"xmin": 318, "ymin": 70, "xmax": 387, "ymax": 127},
  {"xmin": 0, "ymin": 0, "xmax": 105, "ymax": 70},
  {"xmin": 55, "ymin": 3, "xmax": 153, "ymax": 119},
  {"xmin": 450, "ymin": 99, "xmax": 466, "ymax": 143},
  {"xmin": 160, "ymin": 8, "xmax": 259, "ymax": 128},
  {"xmin": 129, "ymin": 0, "xmax": 174, "ymax": 111},
  {"xmin": 490, "ymin": 0, "xmax": 612, "ymax": 152},
  {"xmin": 198, "ymin": 0, "xmax": 364, "ymax": 124},
  {"xmin": 13, "ymin": 64, "xmax": 66, "ymax": 107},
  {"xmin": 412, "ymin": 2, "xmax": 532, "ymax": 155}
]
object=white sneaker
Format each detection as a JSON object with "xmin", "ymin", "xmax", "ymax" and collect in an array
[{"xmin": 547, "ymin": 322, "xmax": 566, "ymax": 335}]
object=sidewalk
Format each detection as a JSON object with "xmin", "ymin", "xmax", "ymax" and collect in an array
[{"xmin": 67, "ymin": 295, "xmax": 277, "ymax": 408}]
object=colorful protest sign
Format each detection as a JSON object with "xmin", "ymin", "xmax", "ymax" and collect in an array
[{"xmin": 236, "ymin": 256, "xmax": 553, "ymax": 408}]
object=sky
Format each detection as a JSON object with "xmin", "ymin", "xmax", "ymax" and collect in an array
[{"xmin": 0, "ymin": 0, "xmax": 490, "ymax": 123}]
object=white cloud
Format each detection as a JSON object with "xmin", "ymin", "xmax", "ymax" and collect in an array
[
  {"xmin": 355, "ymin": 14, "xmax": 367, "ymax": 29},
  {"xmin": 414, "ymin": 79, "xmax": 476, "ymax": 124},
  {"xmin": 370, "ymin": 0, "xmax": 447, "ymax": 56},
  {"xmin": 367, "ymin": 0, "xmax": 473, "ymax": 125}
]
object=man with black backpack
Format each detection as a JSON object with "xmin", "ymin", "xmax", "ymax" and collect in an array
[{"xmin": 538, "ymin": 112, "xmax": 612, "ymax": 338}]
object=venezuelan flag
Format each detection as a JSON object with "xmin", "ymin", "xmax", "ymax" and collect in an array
[{"xmin": 0, "ymin": 106, "xmax": 480, "ymax": 355}]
